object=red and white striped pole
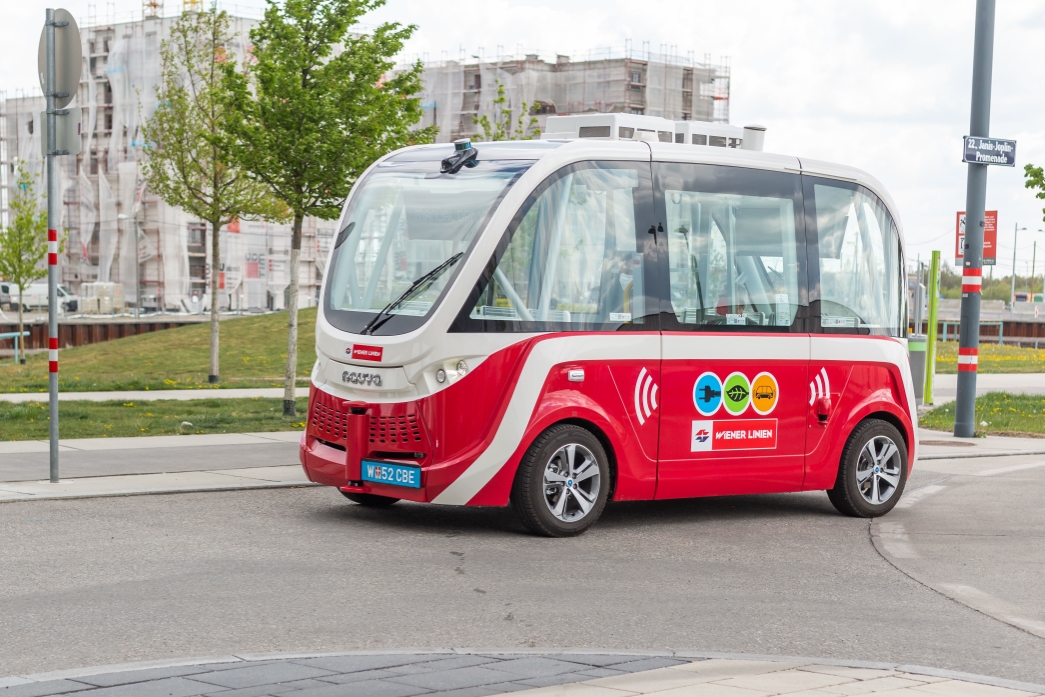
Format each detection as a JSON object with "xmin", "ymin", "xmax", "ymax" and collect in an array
[
  {"xmin": 954, "ymin": 0, "xmax": 995, "ymax": 438},
  {"xmin": 45, "ymin": 8, "xmax": 60, "ymax": 482}
]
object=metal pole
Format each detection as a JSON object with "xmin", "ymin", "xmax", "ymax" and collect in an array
[
  {"xmin": 925, "ymin": 250, "xmax": 941, "ymax": 405},
  {"xmin": 1010, "ymin": 223, "xmax": 1018, "ymax": 309},
  {"xmin": 954, "ymin": 0, "xmax": 995, "ymax": 438},
  {"xmin": 45, "ymin": 7, "xmax": 60, "ymax": 481}
]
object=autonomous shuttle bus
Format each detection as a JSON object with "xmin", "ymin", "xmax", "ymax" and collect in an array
[{"xmin": 300, "ymin": 114, "xmax": 915, "ymax": 536}]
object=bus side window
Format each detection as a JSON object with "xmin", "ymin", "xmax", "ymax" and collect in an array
[
  {"xmin": 810, "ymin": 182, "xmax": 902, "ymax": 336},
  {"xmin": 465, "ymin": 162, "xmax": 650, "ymax": 331},
  {"xmin": 659, "ymin": 163, "xmax": 803, "ymax": 331}
]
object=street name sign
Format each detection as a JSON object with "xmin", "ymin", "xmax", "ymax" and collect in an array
[{"xmin": 963, "ymin": 136, "xmax": 1016, "ymax": 167}]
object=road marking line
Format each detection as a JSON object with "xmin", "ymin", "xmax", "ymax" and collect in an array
[
  {"xmin": 938, "ymin": 584, "xmax": 1045, "ymax": 639},
  {"xmin": 973, "ymin": 461, "xmax": 1045, "ymax": 477},
  {"xmin": 876, "ymin": 522, "xmax": 919, "ymax": 559},
  {"xmin": 895, "ymin": 484, "xmax": 946, "ymax": 509}
]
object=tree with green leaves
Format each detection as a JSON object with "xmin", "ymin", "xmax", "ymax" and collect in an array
[
  {"xmin": 0, "ymin": 163, "xmax": 48, "ymax": 363},
  {"xmin": 473, "ymin": 79, "xmax": 540, "ymax": 141},
  {"xmin": 142, "ymin": 7, "xmax": 284, "ymax": 384},
  {"xmin": 221, "ymin": 0, "xmax": 434, "ymax": 416},
  {"xmin": 1027, "ymin": 164, "xmax": 1045, "ymax": 222}
]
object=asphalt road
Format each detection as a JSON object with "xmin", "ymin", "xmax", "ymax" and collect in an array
[{"xmin": 1, "ymin": 459, "xmax": 1043, "ymax": 685}]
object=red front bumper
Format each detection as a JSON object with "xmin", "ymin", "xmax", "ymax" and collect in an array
[{"xmin": 299, "ymin": 384, "xmax": 433, "ymax": 502}]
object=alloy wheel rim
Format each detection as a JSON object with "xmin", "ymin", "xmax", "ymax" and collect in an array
[
  {"xmin": 543, "ymin": 443, "xmax": 600, "ymax": 522},
  {"xmin": 856, "ymin": 435, "xmax": 902, "ymax": 505}
]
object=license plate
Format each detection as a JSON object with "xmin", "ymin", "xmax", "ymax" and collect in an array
[{"xmin": 360, "ymin": 459, "xmax": 421, "ymax": 489}]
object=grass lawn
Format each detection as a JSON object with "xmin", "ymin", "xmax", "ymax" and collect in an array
[
  {"xmin": 0, "ymin": 397, "xmax": 308, "ymax": 441},
  {"xmin": 921, "ymin": 392, "xmax": 1045, "ymax": 437},
  {"xmin": 0, "ymin": 307, "xmax": 318, "ymax": 393},
  {"xmin": 934, "ymin": 341, "xmax": 1045, "ymax": 374}
]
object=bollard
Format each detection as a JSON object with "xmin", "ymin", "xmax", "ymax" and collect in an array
[{"xmin": 908, "ymin": 334, "xmax": 927, "ymax": 406}]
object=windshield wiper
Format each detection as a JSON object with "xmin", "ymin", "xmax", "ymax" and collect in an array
[{"xmin": 360, "ymin": 252, "xmax": 464, "ymax": 335}]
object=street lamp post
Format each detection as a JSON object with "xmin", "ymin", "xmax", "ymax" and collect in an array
[
  {"xmin": 1010, "ymin": 223, "xmax": 1026, "ymax": 311},
  {"xmin": 117, "ymin": 213, "xmax": 140, "ymax": 319}
]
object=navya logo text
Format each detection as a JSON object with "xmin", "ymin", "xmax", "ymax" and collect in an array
[
  {"xmin": 342, "ymin": 371, "xmax": 383, "ymax": 387},
  {"xmin": 634, "ymin": 367, "xmax": 659, "ymax": 425}
]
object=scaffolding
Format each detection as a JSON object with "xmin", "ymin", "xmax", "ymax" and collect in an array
[
  {"xmin": 0, "ymin": 11, "xmax": 328, "ymax": 314},
  {"xmin": 406, "ymin": 47, "xmax": 731, "ymax": 143}
]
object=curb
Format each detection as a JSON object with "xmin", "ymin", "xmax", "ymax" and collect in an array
[
  {"xmin": 0, "ymin": 480, "xmax": 320, "ymax": 504},
  {"xmin": 3, "ymin": 649, "xmax": 1044, "ymax": 694}
]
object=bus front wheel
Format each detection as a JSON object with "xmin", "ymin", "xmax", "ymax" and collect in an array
[{"xmin": 511, "ymin": 424, "xmax": 610, "ymax": 537}]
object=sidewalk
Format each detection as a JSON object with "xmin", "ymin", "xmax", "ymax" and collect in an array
[
  {"xmin": 0, "ymin": 386, "xmax": 311, "ymax": 403},
  {"xmin": 917, "ymin": 428, "xmax": 1045, "ymax": 461},
  {"xmin": 0, "ymin": 431, "xmax": 303, "ymax": 483},
  {"xmin": 3, "ymin": 653, "xmax": 1043, "ymax": 697},
  {"xmin": 929, "ymin": 373, "xmax": 1045, "ymax": 404}
]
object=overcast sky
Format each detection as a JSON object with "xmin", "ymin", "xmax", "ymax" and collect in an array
[{"xmin": 4, "ymin": 0, "xmax": 1045, "ymax": 276}]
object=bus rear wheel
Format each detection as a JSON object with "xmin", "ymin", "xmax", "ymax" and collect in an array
[
  {"xmin": 828, "ymin": 419, "xmax": 908, "ymax": 518},
  {"xmin": 340, "ymin": 491, "xmax": 399, "ymax": 507},
  {"xmin": 511, "ymin": 424, "xmax": 610, "ymax": 537}
]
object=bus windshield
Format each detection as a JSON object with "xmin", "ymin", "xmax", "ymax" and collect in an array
[{"xmin": 324, "ymin": 159, "xmax": 532, "ymax": 335}]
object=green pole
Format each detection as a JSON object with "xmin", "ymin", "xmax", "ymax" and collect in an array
[{"xmin": 925, "ymin": 250, "xmax": 941, "ymax": 405}]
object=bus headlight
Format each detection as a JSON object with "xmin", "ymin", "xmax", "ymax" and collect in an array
[
  {"xmin": 436, "ymin": 369, "xmax": 447, "ymax": 384},
  {"xmin": 456, "ymin": 360, "xmax": 468, "ymax": 375}
]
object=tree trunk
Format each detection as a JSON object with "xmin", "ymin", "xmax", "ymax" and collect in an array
[
  {"xmin": 17, "ymin": 289, "xmax": 25, "ymax": 365},
  {"xmin": 208, "ymin": 219, "xmax": 221, "ymax": 383},
  {"xmin": 283, "ymin": 213, "xmax": 303, "ymax": 417}
]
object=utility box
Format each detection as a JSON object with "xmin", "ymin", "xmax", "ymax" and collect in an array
[{"xmin": 82, "ymin": 282, "xmax": 124, "ymax": 314}]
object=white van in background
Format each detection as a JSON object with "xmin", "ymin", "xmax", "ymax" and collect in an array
[{"xmin": 2, "ymin": 281, "xmax": 79, "ymax": 313}]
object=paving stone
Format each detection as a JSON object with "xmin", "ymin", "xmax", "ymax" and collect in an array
[
  {"xmin": 0, "ymin": 681, "xmax": 92, "ymax": 697},
  {"xmin": 203, "ymin": 685, "xmax": 286, "ymax": 697},
  {"xmin": 486, "ymin": 658, "xmax": 594, "ymax": 679},
  {"xmin": 69, "ymin": 676, "xmax": 218, "ymax": 697},
  {"xmin": 550, "ymin": 655, "xmax": 671, "ymax": 668},
  {"xmin": 291, "ymin": 655, "xmax": 449, "ymax": 674},
  {"xmin": 69, "ymin": 665, "xmax": 214, "ymax": 687},
  {"xmin": 587, "ymin": 666, "xmax": 718, "ymax": 693},
  {"xmin": 389, "ymin": 657, "xmax": 500, "ymax": 675},
  {"xmin": 592, "ymin": 657, "xmax": 689, "ymax": 672},
  {"xmin": 910, "ymin": 682, "xmax": 1036, "ymax": 697},
  {"xmin": 426, "ymin": 682, "xmax": 532, "ymax": 697},
  {"xmin": 823, "ymin": 677, "xmax": 927, "ymax": 695},
  {"xmin": 268, "ymin": 678, "xmax": 342, "ymax": 692},
  {"xmin": 287, "ymin": 679, "xmax": 433, "ymax": 697},
  {"xmin": 315, "ymin": 669, "xmax": 406, "ymax": 685},
  {"xmin": 717, "ymin": 669, "xmax": 852, "ymax": 693},
  {"xmin": 191, "ymin": 663, "xmax": 336, "ymax": 689},
  {"xmin": 514, "ymin": 672, "xmax": 605, "ymax": 688},
  {"xmin": 573, "ymin": 669, "xmax": 628, "ymax": 679},
  {"xmin": 389, "ymin": 666, "xmax": 525, "ymax": 691}
]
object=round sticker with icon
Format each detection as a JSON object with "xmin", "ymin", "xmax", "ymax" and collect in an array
[
  {"xmin": 722, "ymin": 372, "xmax": 751, "ymax": 415},
  {"xmin": 693, "ymin": 372, "xmax": 723, "ymax": 416},
  {"xmin": 750, "ymin": 372, "xmax": 779, "ymax": 415}
]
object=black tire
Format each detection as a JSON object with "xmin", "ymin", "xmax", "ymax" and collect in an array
[
  {"xmin": 340, "ymin": 491, "xmax": 399, "ymax": 507},
  {"xmin": 828, "ymin": 419, "xmax": 908, "ymax": 518},
  {"xmin": 510, "ymin": 424, "xmax": 611, "ymax": 537}
]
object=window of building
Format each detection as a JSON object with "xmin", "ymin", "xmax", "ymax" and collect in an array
[
  {"xmin": 457, "ymin": 162, "xmax": 653, "ymax": 332},
  {"xmin": 809, "ymin": 180, "xmax": 903, "ymax": 335},
  {"xmin": 658, "ymin": 163, "xmax": 804, "ymax": 331}
]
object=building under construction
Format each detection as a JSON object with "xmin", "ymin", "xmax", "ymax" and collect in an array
[
  {"xmin": 0, "ymin": 6, "xmax": 331, "ymax": 314},
  {"xmin": 1, "ymin": 7, "xmax": 731, "ymax": 313},
  {"xmin": 412, "ymin": 49, "xmax": 731, "ymax": 143}
]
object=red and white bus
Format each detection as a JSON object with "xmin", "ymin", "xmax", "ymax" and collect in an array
[{"xmin": 300, "ymin": 115, "xmax": 916, "ymax": 536}]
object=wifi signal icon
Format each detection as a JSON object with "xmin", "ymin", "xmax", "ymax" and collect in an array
[
  {"xmin": 634, "ymin": 367, "xmax": 659, "ymax": 425},
  {"xmin": 809, "ymin": 367, "xmax": 832, "ymax": 405}
]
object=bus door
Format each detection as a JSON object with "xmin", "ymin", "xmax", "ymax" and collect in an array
[{"xmin": 652, "ymin": 162, "xmax": 810, "ymax": 499}]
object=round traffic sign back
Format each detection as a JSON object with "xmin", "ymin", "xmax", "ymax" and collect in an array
[{"xmin": 38, "ymin": 9, "xmax": 83, "ymax": 109}]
